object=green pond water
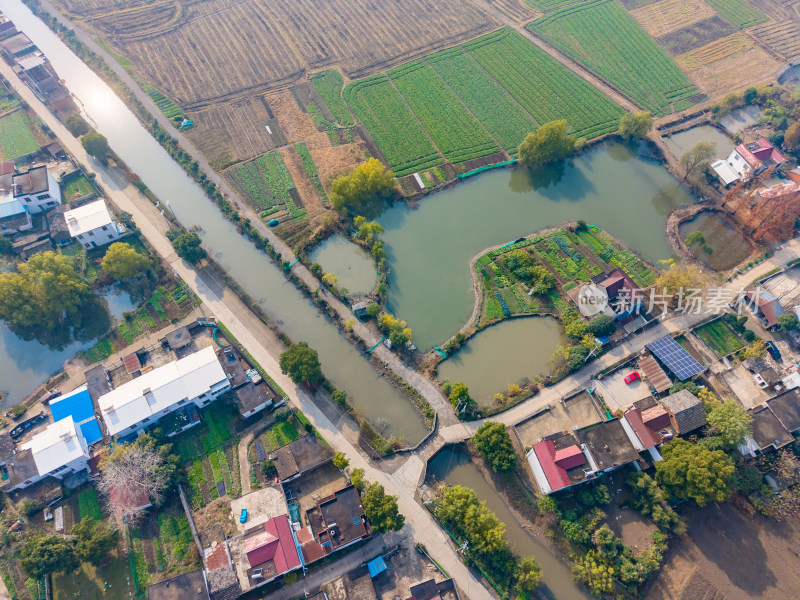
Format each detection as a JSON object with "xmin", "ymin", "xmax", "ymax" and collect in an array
[
  {"xmin": 436, "ymin": 316, "xmax": 566, "ymax": 405},
  {"xmin": 679, "ymin": 212, "xmax": 752, "ymax": 271},
  {"xmin": 307, "ymin": 235, "xmax": 377, "ymax": 296},
  {"xmin": 380, "ymin": 142, "xmax": 692, "ymax": 350}
]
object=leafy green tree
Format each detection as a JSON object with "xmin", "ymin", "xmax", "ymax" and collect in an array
[
  {"xmin": 331, "ymin": 390, "xmax": 347, "ymax": 406},
  {"xmin": 679, "ymin": 142, "xmax": 716, "ymax": 179},
  {"xmin": 350, "ymin": 467, "xmax": 366, "ymax": 490},
  {"xmin": 473, "ymin": 421, "xmax": 517, "ymax": 474},
  {"xmin": 331, "ymin": 158, "xmax": 395, "ymax": 213},
  {"xmin": 168, "ymin": 230, "xmax": 207, "ymax": 263},
  {"xmin": 655, "ymin": 438, "xmax": 734, "ymax": 506},
  {"xmin": 571, "ymin": 550, "xmax": 614, "ymax": 595},
  {"xmin": 448, "ymin": 382, "xmax": 472, "ymax": 410},
  {"xmin": 332, "ymin": 452, "xmax": 349, "ymax": 470},
  {"xmin": 19, "ymin": 534, "xmax": 79, "ymax": 579},
  {"xmin": 0, "ymin": 235, "xmax": 11, "ymax": 255},
  {"xmin": 65, "ymin": 113, "xmax": 90, "ymax": 137},
  {"xmin": 619, "ymin": 111, "xmax": 652, "ymax": 140},
  {"xmin": 538, "ymin": 495, "xmax": 559, "ymax": 514},
  {"xmin": 0, "ymin": 251, "xmax": 93, "ymax": 333},
  {"xmin": 587, "ymin": 314, "xmax": 614, "ymax": 337},
  {"xmin": 353, "ymin": 216, "xmax": 384, "ymax": 247},
  {"xmin": 518, "ymin": 120, "xmax": 576, "ymax": 167},
  {"xmin": 365, "ymin": 303, "xmax": 381, "ymax": 318},
  {"xmin": 779, "ymin": 312, "xmax": 799, "ymax": 330},
  {"xmin": 72, "ymin": 517, "xmax": 120, "ymax": 566},
  {"xmin": 706, "ymin": 400, "xmax": 752, "ymax": 448},
  {"xmin": 743, "ymin": 87, "xmax": 758, "ymax": 104},
  {"xmin": 515, "ymin": 556, "xmax": 543, "ymax": 592},
  {"xmin": 437, "ymin": 485, "xmax": 508, "ymax": 556},
  {"xmin": 280, "ymin": 342, "xmax": 323, "ymax": 386},
  {"xmin": 592, "ymin": 524, "xmax": 623, "ymax": 560},
  {"xmin": 82, "ymin": 131, "xmax": 110, "ymax": 159},
  {"xmin": 101, "ymin": 242, "xmax": 151, "ymax": 280},
  {"xmin": 362, "ymin": 482, "xmax": 404, "ymax": 533}
]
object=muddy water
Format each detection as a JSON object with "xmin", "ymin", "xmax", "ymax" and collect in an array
[
  {"xmin": 307, "ymin": 235, "xmax": 376, "ymax": 296},
  {"xmin": 3, "ymin": 0, "xmax": 428, "ymax": 443},
  {"xmin": 0, "ymin": 288, "xmax": 135, "ymax": 409},
  {"xmin": 428, "ymin": 445, "xmax": 590, "ymax": 600},
  {"xmin": 436, "ymin": 317, "xmax": 566, "ymax": 406},
  {"xmin": 679, "ymin": 212, "xmax": 751, "ymax": 271},
  {"xmin": 662, "ymin": 125, "xmax": 731, "ymax": 158},
  {"xmin": 380, "ymin": 142, "xmax": 691, "ymax": 350}
]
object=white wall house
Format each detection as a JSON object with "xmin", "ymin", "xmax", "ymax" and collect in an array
[
  {"xmin": 6, "ymin": 417, "xmax": 90, "ymax": 491},
  {"xmin": 11, "ymin": 165, "xmax": 61, "ymax": 214},
  {"xmin": 0, "ymin": 192, "xmax": 32, "ymax": 235},
  {"xmin": 98, "ymin": 346, "xmax": 231, "ymax": 439},
  {"xmin": 64, "ymin": 199, "xmax": 124, "ymax": 250}
]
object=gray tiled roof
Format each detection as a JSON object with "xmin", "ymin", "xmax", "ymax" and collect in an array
[{"xmin": 660, "ymin": 389, "xmax": 707, "ymax": 434}]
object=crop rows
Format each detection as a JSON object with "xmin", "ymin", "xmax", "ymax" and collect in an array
[
  {"xmin": 296, "ymin": 142, "xmax": 328, "ymax": 203},
  {"xmin": 704, "ymin": 0, "xmax": 768, "ymax": 29},
  {"xmin": 145, "ymin": 85, "xmax": 182, "ymax": 119},
  {"xmin": 529, "ymin": 0, "xmax": 699, "ymax": 116},
  {"xmin": 676, "ymin": 33, "xmax": 753, "ymax": 68},
  {"xmin": 311, "ymin": 69, "xmax": 353, "ymax": 126},
  {"xmin": 465, "ymin": 30, "xmax": 623, "ymax": 139},
  {"xmin": 389, "ymin": 61, "xmax": 499, "ymax": 163},
  {"xmin": 344, "ymin": 74, "xmax": 441, "ymax": 176},
  {"xmin": 427, "ymin": 47, "xmax": 537, "ymax": 152},
  {"xmin": 696, "ymin": 319, "xmax": 744, "ymax": 355},
  {"xmin": 257, "ymin": 151, "xmax": 306, "ymax": 220},
  {"xmin": 229, "ymin": 160, "xmax": 275, "ymax": 211}
]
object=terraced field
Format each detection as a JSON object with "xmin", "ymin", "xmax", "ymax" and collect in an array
[
  {"xmin": 427, "ymin": 47, "xmax": 537, "ymax": 152},
  {"xmin": 389, "ymin": 61, "xmax": 499, "ymax": 163},
  {"xmin": 529, "ymin": 0, "xmax": 700, "ymax": 115},
  {"xmin": 705, "ymin": 0, "xmax": 769, "ymax": 28},
  {"xmin": 629, "ymin": 0, "xmax": 717, "ymax": 36}
]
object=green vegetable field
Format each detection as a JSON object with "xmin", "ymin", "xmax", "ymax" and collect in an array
[
  {"xmin": 227, "ymin": 150, "xmax": 306, "ymax": 219},
  {"xmin": 0, "ymin": 111, "xmax": 39, "ymax": 159},
  {"xmin": 343, "ymin": 28, "xmax": 623, "ymax": 175},
  {"xmin": 344, "ymin": 74, "xmax": 442, "ymax": 176},
  {"xmin": 311, "ymin": 69, "xmax": 353, "ymax": 126},
  {"xmin": 464, "ymin": 29, "xmax": 624, "ymax": 139},
  {"xmin": 427, "ymin": 47, "xmax": 537, "ymax": 152},
  {"xmin": 695, "ymin": 319, "xmax": 744, "ymax": 356},
  {"xmin": 529, "ymin": 0, "xmax": 700, "ymax": 116},
  {"xmin": 389, "ymin": 61, "xmax": 499, "ymax": 163},
  {"xmin": 704, "ymin": 0, "xmax": 768, "ymax": 29}
]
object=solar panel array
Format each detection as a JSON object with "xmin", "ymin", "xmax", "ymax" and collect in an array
[{"xmin": 646, "ymin": 336, "xmax": 704, "ymax": 381}]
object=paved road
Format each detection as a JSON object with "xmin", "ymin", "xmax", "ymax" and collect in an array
[{"xmin": 0, "ymin": 58, "xmax": 495, "ymax": 600}]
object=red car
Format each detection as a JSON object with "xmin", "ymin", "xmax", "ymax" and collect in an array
[{"xmin": 624, "ymin": 372, "xmax": 640, "ymax": 384}]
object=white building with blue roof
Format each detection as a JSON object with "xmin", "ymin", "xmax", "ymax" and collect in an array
[{"xmin": 48, "ymin": 384, "xmax": 103, "ymax": 445}]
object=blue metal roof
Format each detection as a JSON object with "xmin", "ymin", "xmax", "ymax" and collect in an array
[
  {"xmin": 367, "ymin": 556, "xmax": 387, "ymax": 578},
  {"xmin": 50, "ymin": 386, "xmax": 95, "ymax": 423},
  {"xmin": 79, "ymin": 420, "xmax": 103, "ymax": 445}
]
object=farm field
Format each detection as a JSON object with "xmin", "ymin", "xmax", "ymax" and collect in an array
[
  {"xmin": 344, "ymin": 28, "xmax": 622, "ymax": 175},
  {"xmin": 694, "ymin": 319, "xmax": 744, "ymax": 356},
  {"xmin": 676, "ymin": 34, "xmax": 780, "ymax": 97},
  {"xmin": 475, "ymin": 226, "xmax": 656, "ymax": 327},
  {"xmin": 629, "ymin": 0, "xmax": 717, "ymax": 37},
  {"xmin": 528, "ymin": 0, "xmax": 700, "ymax": 115},
  {"xmin": 184, "ymin": 96, "xmax": 285, "ymax": 170},
  {"xmin": 133, "ymin": 504, "xmax": 200, "ymax": 587},
  {"xmin": 60, "ymin": 0, "xmax": 496, "ymax": 107},
  {"xmin": 388, "ymin": 61, "xmax": 500, "ymax": 163},
  {"xmin": 751, "ymin": 19, "xmax": 800, "ymax": 61},
  {"xmin": 487, "ymin": 0, "xmax": 540, "ymax": 23},
  {"xmin": 657, "ymin": 16, "xmax": 738, "ymax": 55},
  {"xmin": 311, "ymin": 70, "xmax": 353, "ymax": 127},
  {"xmin": 225, "ymin": 149, "xmax": 306, "ymax": 219},
  {"xmin": 344, "ymin": 74, "xmax": 442, "ymax": 176},
  {"xmin": 705, "ymin": 0, "xmax": 769, "ymax": 28},
  {"xmin": 427, "ymin": 47, "xmax": 537, "ymax": 152},
  {"xmin": 0, "ymin": 111, "xmax": 39, "ymax": 159}
]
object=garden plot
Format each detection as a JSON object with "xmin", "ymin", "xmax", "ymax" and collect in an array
[
  {"xmin": 694, "ymin": 318, "xmax": 745, "ymax": 356},
  {"xmin": 134, "ymin": 504, "xmax": 199, "ymax": 586},
  {"xmin": 704, "ymin": 0, "xmax": 769, "ymax": 28},
  {"xmin": 0, "ymin": 111, "xmax": 39, "ymax": 159},
  {"xmin": 629, "ymin": 0, "xmax": 717, "ymax": 37},
  {"xmin": 529, "ymin": 0, "xmax": 700, "ymax": 115},
  {"xmin": 225, "ymin": 149, "xmax": 306, "ymax": 220},
  {"xmin": 657, "ymin": 15, "xmax": 738, "ymax": 54}
]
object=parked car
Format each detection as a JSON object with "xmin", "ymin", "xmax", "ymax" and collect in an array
[
  {"xmin": 10, "ymin": 413, "xmax": 47, "ymax": 439},
  {"xmin": 766, "ymin": 341, "xmax": 782, "ymax": 362},
  {"xmin": 240, "ymin": 508, "xmax": 247, "ymax": 524},
  {"xmin": 624, "ymin": 372, "xmax": 640, "ymax": 384}
]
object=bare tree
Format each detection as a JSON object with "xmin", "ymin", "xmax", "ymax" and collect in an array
[{"xmin": 97, "ymin": 443, "xmax": 169, "ymax": 527}]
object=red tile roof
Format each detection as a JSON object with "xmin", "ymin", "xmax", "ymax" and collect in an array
[
  {"xmin": 623, "ymin": 408, "xmax": 661, "ymax": 449},
  {"xmin": 204, "ymin": 542, "xmax": 229, "ymax": 571},
  {"xmin": 245, "ymin": 516, "xmax": 301, "ymax": 574},
  {"xmin": 554, "ymin": 445, "xmax": 585, "ymax": 469},
  {"xmin": 533, "ymin": 440, "xmax": 572, "ymax": 491}
]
